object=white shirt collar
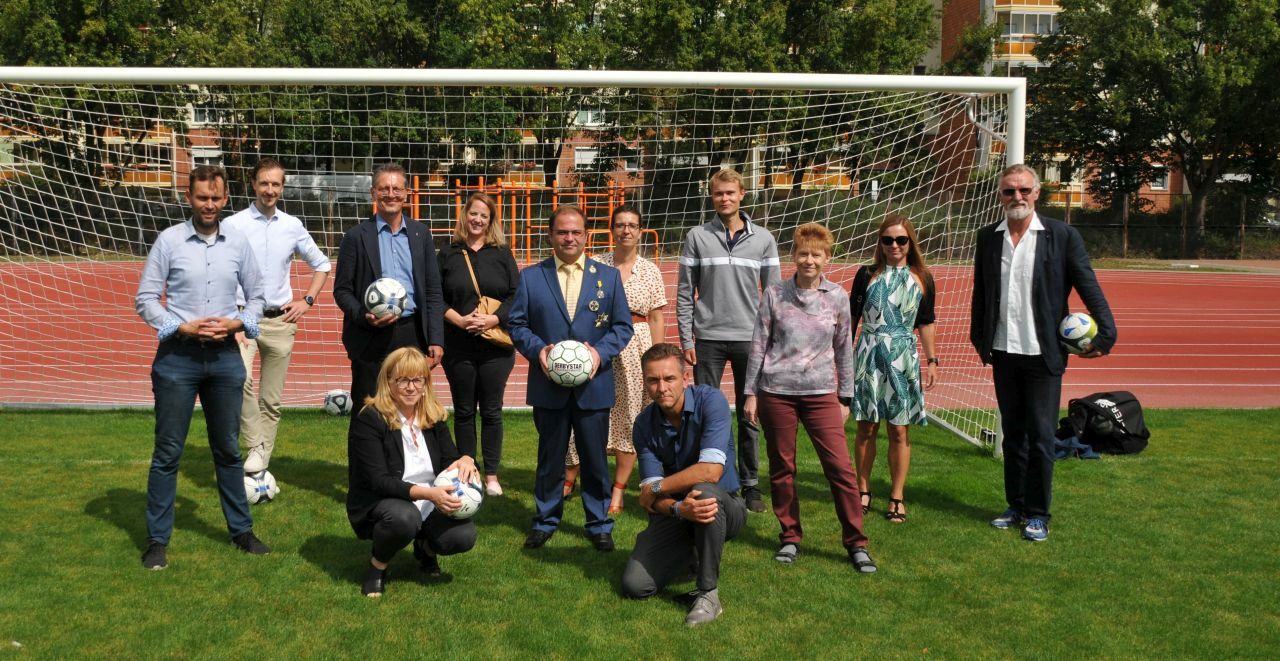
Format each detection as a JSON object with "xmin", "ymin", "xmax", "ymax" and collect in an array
[{"xmin": 995, "ymin": 212, "xmax": 1045, "ymax": 234}]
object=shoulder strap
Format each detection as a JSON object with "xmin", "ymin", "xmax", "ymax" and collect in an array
[{"xmin": 462, "ymin": 251, "xmax": 483, "ymax": 297}]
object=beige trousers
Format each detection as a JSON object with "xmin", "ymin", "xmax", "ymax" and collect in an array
[{"xmin": 239, "ymin": 316, "xmax": 296, "ymax": 465}]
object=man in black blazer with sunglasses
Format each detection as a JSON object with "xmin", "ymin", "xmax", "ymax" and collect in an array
[{"xmin": 970, "ymin": 164, "xmax": 1116, "ymax": 543}]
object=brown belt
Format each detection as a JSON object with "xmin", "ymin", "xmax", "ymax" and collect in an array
[{"xmin": 631, "ymin": 312, "xmax": 648, "ymax": 324}]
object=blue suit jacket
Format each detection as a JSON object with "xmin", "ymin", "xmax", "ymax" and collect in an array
[{"xmin": 508, "ymin": 256, "xmax": 634, "ymax": 409}]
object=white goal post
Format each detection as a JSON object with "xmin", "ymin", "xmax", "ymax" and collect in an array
[{"xmin": 0, "ymin": 67, "xmax": 1024, "ymax": 450}]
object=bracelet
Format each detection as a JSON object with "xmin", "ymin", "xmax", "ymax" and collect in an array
[{"xmin": 672, "ymin": 501, "xmax": 682, "ymax": 519}]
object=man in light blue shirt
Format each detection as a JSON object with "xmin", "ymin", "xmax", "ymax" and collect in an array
[
  {"xmin": 134, "ymin": 165, "xmax": 271, "ymax": 570},
  {"xmin": 224, "ymin": 159, "xmax": 332, "ymax": 475}
]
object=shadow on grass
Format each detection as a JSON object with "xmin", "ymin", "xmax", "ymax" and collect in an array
[
  {"xmin": 85, "ymin": 488, "xmax": 231, "ymax": 551},
  {"xmin": 299, "ymin": 534, "xmax": 466, "ymax": 591},
  {"xmin": 267, "ymin": 456, "xmax": 347, "ymax": 504}
]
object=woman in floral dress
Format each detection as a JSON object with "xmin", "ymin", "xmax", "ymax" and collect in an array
[
  {"xmin": 564, "ymin": 205, "xmax": 667, "ymax": 514},
  {"xmin": 850, "ymin": 214, "xmax": 938, "ymax": 524}
]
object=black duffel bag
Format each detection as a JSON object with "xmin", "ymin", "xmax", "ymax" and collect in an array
[{"xmin": 1061, "ymin": 391, "xmax": 1151, "ymax": 455}]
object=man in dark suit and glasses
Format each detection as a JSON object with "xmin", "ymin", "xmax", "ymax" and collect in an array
[
  {"xmin": 333, "ymin": 162, "xmax": 445, "ymax": 407},
  {"xmin": 970, "ymin": 164, "xmax": 1117, "ymax": 542}
]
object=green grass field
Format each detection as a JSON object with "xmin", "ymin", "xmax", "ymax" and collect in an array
[{"xmin": 1, "ymin": 408, "xmax": 1276, "ymax": 658}]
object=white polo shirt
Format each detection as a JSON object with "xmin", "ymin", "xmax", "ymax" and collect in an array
[
  {"xmin": 994, "ymin": 213, "xmax": 1044, "ymax": 355},
  {"xmin": 224, "ymin": 203, "xmax": 332, "ymax": 309}
]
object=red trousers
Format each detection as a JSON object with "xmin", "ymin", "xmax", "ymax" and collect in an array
[{"xmin": 759, "ymin": 391, "xmax": 868, "ymax": 550}]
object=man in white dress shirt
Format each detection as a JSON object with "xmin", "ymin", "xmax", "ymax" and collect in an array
[
  {"xmin": 225, "ymin": 159, "xmax": 332, "ymax": 475},
  {"xmin": 969, "ymin": 164, "xmax": 1116, "ymax": 542}
]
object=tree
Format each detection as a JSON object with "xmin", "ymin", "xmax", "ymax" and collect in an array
[{"xmin": 1029, "ymin": 0, "xmax": 1280, "ymax": 251}]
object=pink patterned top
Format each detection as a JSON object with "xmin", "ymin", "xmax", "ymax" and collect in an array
[{"xmin": 743, "ymin": 275, "xmax": 855, "ymax": 398}]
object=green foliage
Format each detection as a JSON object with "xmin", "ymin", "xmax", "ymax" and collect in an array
[
  {"xmin": 0, "ymin": 408, "xmax": 1277, "ymax": 656},
  {"xmin": 1029, "ymin": 0, "xmax": 1280, "ymax": 247}
]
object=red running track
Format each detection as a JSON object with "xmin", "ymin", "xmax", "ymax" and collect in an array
[{"xmin": 1, "ymin": 262, "xmax": 1277, "ymax": 409}]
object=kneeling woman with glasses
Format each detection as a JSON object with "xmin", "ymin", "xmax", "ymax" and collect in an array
[{"xmin": 347, "ymin": 346, "xmax": 479, "ymax": 597}]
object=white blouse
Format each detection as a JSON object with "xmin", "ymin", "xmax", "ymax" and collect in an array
[{"xmin": 399, "ymin": 413, "xmax": 437, "ymax": 520}]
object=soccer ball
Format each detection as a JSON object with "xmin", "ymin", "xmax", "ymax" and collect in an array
[
  {"xmin": 433, "ymin": 468, "xmax": 483, "ymax": 519},
  {"xmin": 1059, "ymin": 312, "xmax": 1098, "ymax": 355},
  {"xmin": 244, "ymin": 470, "xmax": 280, "ymax": 505},
  {"xmin": 546, "ymin": 340, "xmax": 594, "ymax": 387},
  {"xmin": 323, "ymin": 389, "xmax": 353, "ymax": 416},
  {"xmin": 364, "ymin": 277, "xmax": 408, "ymax": 319}
]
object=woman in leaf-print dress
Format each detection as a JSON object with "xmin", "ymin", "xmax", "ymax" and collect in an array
[{"xmin": 850, "ymin": 214, "xmax": 938, "ymax": 524}]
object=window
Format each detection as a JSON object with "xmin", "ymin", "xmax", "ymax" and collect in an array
[
  {"xmin": 573, "ymin": 109, "xmax": 605, "ymax": 127},
  {"xmin": 1149, "ymin": 165, "xmax": 1168, "ymax": 191},
  {"xmin": 621, "ymin": 149, "xmax": 641, "ymax": 172},
  {"xmin": 574, "ymin": 147, "xmax": 599, "ymax": 168}
]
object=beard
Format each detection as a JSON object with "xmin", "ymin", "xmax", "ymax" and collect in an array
[{"xmin": 1005, "ymin": 204, "xmax": 1032, "ymax": 221}]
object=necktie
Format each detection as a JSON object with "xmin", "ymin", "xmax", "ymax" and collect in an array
[{"xmin": 561, "ymin": 263, "xmax": 579, "ymax": 322}]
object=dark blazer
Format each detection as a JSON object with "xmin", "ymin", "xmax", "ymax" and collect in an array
[
  {"xmin": 332, "ymin": 215, "xmax": 445, "ymax": 360},
  {"xmin": 970, "ymin": 214, "xmax": 1117, "ymax": 375},
  {"xmin": 507, "ymin": 256, "xmax": 633, "ymax": 409},
  {"xmin": 346, "ymin": 406, "xmax": 461, "ymax": 539}
]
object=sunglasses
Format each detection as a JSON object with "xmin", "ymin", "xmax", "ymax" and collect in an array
[
  {"xmin": 1000, "ymin": 187, "xmax": 1035, "ymax": 197},
  {"xmin": 879, "ymin": 235, "xmax": 910, "ymax": 246}
]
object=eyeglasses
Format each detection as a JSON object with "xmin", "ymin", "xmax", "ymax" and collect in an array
[
  {"xmin": 880, "ymin": 235, "xmax": 910, "ymax": 246},
  {"xmin": 613, "ymin": 223, "xmax": 641, "ymax": 232},
  {"xmin": 394, "ymin": 377, "xmax": 426, "ymax": 388},
  {"xmin": 375, "ymin": 187, "xmax": 406, "ymax": 197},
  {"xmin": 1000, "ymin": 187, "xmax": 1035, "ymax": 197}
]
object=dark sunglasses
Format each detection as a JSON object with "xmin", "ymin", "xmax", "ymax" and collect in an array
[
  {"xmin": 879, "ymin": 235, "xmax": 910, "ymax": 246},
  {"xmin": 1000, "ymin": 187, "xmax": 1035, "ymax": 197}
]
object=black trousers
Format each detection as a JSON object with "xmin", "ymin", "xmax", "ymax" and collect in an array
[
  {"xmin": 442, "ymin": 347, "xmax": 515, "ymax": 476},
  {"xmin": 350, "ymin": 317, "xmax": 425, "ymax": 408},
  {"xmin": 694, "ymin": 340, "xmax": 759, "ymax": 487},
  {"xmin": 991, "ymin": 351, "xmax": 1063, "ymax": 520},
  {"xmin": 365, "ymin": 498, "xmax": 477, "ymax": 564},
  {"xmin": 621, "ymin": 482, "xmax": 746, "ymax": 596}
]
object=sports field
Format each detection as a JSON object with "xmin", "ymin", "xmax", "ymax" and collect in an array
[{"xmin": 1, "ymin": 407, "xmax": 1275, "ymax": 657}]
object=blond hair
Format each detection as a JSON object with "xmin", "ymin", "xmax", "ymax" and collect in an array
[
  {"xmin": 708, "ymin": 168, "xmax": 744, "ymax": 191},
  {"xmin": 453, "ymin": 193, "xmax": 507, "ymax": 247},
  {"xmin": 361, "ymin": 347, "xmax": 448, "ymax": 430}
]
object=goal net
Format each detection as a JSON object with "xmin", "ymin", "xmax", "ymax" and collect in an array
[{"xmin": 0, "ymin": 68, "xmax": 1022, "ymax": 449}]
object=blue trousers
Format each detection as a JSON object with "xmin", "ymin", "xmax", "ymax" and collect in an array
[
  {"xmin": 532, "ymin": 401, "xmax": 613, "ymax": 535},
  {"xmin": 146, "ymin": 340, "xmax": 253, "ymax": 545}
]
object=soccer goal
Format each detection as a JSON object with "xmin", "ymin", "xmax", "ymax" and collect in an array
[{"xmin": 0, "ymin": 67, "xmax": 1023, "ymax": 449}]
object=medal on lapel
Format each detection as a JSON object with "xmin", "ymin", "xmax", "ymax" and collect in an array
[
  {"xmin": 588, "ymin": 300, "xmax": 600, "ymax": 312},
  {"xmin": 595, "ymin": 312, "xmax": 609, "ymax": 328},
  {"xmin": 588, "ymin": 264, "xmax": 597, "ymax": 274}
]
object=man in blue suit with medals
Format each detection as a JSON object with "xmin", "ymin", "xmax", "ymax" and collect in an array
[{"xmin": 509, "ymin": 205, "xmax": 634, "ymax": 551}]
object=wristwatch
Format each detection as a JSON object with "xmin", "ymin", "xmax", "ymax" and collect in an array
[
  {"xmin": 926, "ymin": 357, "xmax": 939, "ymax": 366},
  {"xmin": 650, "ymin": 480, "xmax": 663, "ymax": 497},
  {"xmin": 304, "ymin": 295, "xmax": 316, "ymax": 306}
]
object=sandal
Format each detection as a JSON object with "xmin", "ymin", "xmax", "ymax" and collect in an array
[
  {"xmin": 860, "ymin": 491, "xmax": 873, "ymax": 515},
  {"xmin": 607, "ymin": 481, "xmax": 626, "ymax": 515},
  {"xmin": 563, "ymin": 479, "xmax": 576, "ymax": 499},
  {"xmin": 774, "ymin": 543, "xmax": 799, "ymax": 564},
  {"xmin": 885, "ymin": 498, "xmax": 907, "ymax": 524},
  {"xmin": 361, "ymin": 564, "xmax": 387, "ymax": 597},
  {"xmin": 413, "ymin": 539, "xmax": 442, "ymax": 577}
]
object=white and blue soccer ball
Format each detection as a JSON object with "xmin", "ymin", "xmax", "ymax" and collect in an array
[
  {"xmin": 1059, "ymin": 312, "xmax": 1098, "ymax": 355},
  {"xmin": 546, "ymin": 340, "xmax": 594, "ymax": 388},
  {"xmin": 364, "ymin": 277, "xmax": 408, "ymax": 319},
  {"xmin": 323, "ymin": 389, "xmax": 353, "ymax": 416},
  {"xmin": 244, "ymin": 470, "xmax": 280, "ymax": 505},
  {"xmin": 433, "ymin": 468, "xmax": 483, "ymax": 520}
]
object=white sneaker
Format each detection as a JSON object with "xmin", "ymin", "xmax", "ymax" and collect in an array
[
  {"xmin": 485, "ymin": 480, "xmax": 503, "ymax": 497},
  {"xmin": 243, "ymin": 447, "xmax": 267, "ymax": 473}
]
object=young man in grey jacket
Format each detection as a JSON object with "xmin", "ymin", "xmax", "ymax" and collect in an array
[{"xmin": 676, "ymin": 168, "xmax": 780, "ymax": 512}]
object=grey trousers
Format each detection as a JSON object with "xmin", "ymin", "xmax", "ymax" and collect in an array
[{"xmin": 621, "ymin": 482, "xmax": 746, "ymax": 597}]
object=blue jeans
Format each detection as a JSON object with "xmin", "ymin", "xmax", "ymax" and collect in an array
[{"xmin": 146, "ymin": 340, "xmax": 253, "ymax": 545}]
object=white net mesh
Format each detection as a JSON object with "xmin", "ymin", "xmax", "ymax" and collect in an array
[{"xmin": 0, "ymin": 72, "xmax": 1010, "ymax": 447}]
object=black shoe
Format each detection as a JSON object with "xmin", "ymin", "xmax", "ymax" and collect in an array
[
  {"xmin": 743, "ymin": 486, "xmax": 766, "ymax": 513},
  {"xmin": 141, "ymin": 542, "xmax": 168, "ymax": 570},
  {"xmin": 361, "ymin": 565, "xmax": 387, "ymax": 597},
  {"xmin": 231, "ymin": 531, "xmax": 271, "ymax": 555},
  {"xmin": 524, "ymin": 529, "xmax": 555, "ymax": 549},
  {"xmin": 413, "ymin": 539, "xmax": 441, "ymax": 577},
  {"xmin": 589, "ymin": 532, "xmax": 615, "ymax": 552}
]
